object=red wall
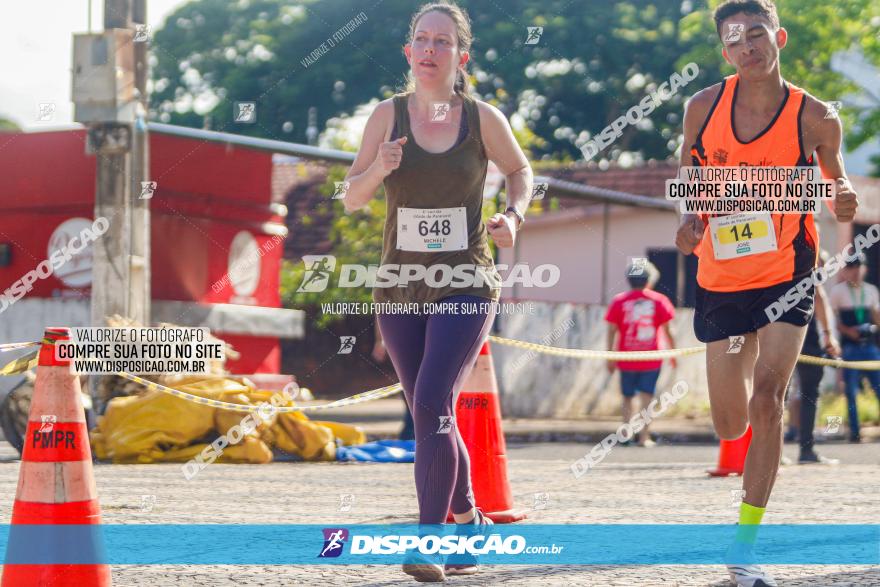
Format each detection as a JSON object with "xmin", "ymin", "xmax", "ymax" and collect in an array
[
  {"xmin": 0, "ymin": 128, "xmax": 285, "ymax": 373},
  {"xmin": 0, "ymin": 130, "xmax": 94, "ymax": 299},
  {"xmin": 218, "ymin": 333, "xmax": 281, "ymax": 374}
]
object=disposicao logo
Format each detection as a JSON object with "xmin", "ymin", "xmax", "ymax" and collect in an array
[{"xmin": 318, "ymin": 528, "xmax": 349, "ymax": 558}]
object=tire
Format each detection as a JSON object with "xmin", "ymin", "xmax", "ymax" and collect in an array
[
  {"xmin": 0, "ymin": 377, "xmax": 31, "ymax": 456},
  {"xmin": 0, "ymin": 377, "xmax": 96, "ymax": 458}
]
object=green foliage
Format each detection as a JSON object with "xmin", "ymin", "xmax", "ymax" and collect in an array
[
  {"xmin": 818, "ymin": 387, "xmax": 880, "ymax": 426},
  {"xmin": 151, "ymin": 0, "xmax": 878, "ymax": 168},
  {"xmin": 871, "ymin": 154, "xmax": 880, "ymax": 178},
  {"xmin": 280, "ymin": 165, "xmax": 382, "ymax": 328},
  {"xmin": 0, "ymin": 117, "xmax": 21, "ymax": 131}
]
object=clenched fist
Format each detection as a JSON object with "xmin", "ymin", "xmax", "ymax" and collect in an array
[
  {"xmin": 375, "ymin": 136, "xmax": 408, "ymax": 177},
  {"xmin": 834, "ymin": 178, "xmax": 858, "ymax": 222},
  {"xmin": 675, "ymin": 214, "xmax": 705, "ymax": 255},
  {"xmin": 487, "ymin": 213, "xmax": 516, "ymax": 248}
]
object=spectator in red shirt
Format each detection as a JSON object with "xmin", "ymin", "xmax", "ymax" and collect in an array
[{"xmin": 604, "ymin": 260, "xmax": 677, "ymax": 447}]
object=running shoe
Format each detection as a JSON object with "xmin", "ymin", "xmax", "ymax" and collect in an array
[
  {"xmin": 445, "ymin": 508, "xmax": 493, "ymax": 576},
  {"xmin": 726, "ymin": 540, "xmax": 777, "ymax": 587},
  {"xmin": 402, "ymin": 551, "xmax": 445, "ymax": 582},
  {"xmin": 798, "ymin": 450, "xmax": 840, "ymax": 465},
  {"xmin": 727, "ymin": 564, "xmax": 779, "ymax": 586}
]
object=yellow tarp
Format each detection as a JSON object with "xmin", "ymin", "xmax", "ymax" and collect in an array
[{"xmin": 89, "ymin": 377, "xmax": 366, "ymax": 464}]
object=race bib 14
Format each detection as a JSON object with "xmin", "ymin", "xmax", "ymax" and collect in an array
[{"xmin": 708, "ymin": 212, "xmax": 778, "ymax": 260}]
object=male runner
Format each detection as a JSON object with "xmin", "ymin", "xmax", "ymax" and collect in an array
[{"xmin": 674, "ymin": 1, "xmax": 858, "ymax": 585}]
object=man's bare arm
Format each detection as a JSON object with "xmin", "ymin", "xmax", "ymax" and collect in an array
[
  {"xmin": 805, "ymin": 98, "xmax": 858, "ymax": 222},
  {"xmin": 675, "ymin": 86, "xmax": 719, "ymax": 254},
  {"xmin": 606, "ymin": 323, "xmax": 618, "ymax": 373}
]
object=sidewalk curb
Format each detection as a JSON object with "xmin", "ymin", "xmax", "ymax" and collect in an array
[
  {"xmin": 363, "ymin": 430, "xmax": 721, "ymax": 444},
  {"xmin": 361, "ymin": 427, "xmax": 879, "ymax": 445}
]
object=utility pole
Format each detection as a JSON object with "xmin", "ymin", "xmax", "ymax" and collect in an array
[
  {"xmin": 89, "ymin": 0, "xmax": 150, "ymax": 328},
  {"xmin": 129, "ymin": 0, "xmax": 151, "ymax": 326},
  {"xmin": 73, "ymin": 0, "xmax": 151, "ymax": 414}
]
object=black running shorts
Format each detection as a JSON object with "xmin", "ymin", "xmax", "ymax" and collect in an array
[{"xmin": 694, "ymin": 278, "xmax": 814, "ymax": 343}]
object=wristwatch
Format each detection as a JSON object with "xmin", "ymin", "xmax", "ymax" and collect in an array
[{"xmin": 504, "ymin": 206, "xmax": 525, "ymax": 230}]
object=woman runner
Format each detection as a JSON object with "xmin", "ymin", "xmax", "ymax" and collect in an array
[{"xmin": 342, "ymin": 1, "xmax": 533, "ymax": 581}]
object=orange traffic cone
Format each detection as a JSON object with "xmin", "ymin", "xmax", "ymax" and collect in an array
[
  {"xmin": 449, "ymin": 341, "xmax": 527, "ymax": 523},
  {"xmin": 708, "ymin": 425, "xmax": 753, "ymax": 477},
  {"xmin": 1, "ymin": 327, "xmax": 111, "ymax": 586}
]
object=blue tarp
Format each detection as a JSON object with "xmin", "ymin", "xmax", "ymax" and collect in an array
[{"xmin": 336, "ymin": 439, "xmax": 415, "ymax": 462}]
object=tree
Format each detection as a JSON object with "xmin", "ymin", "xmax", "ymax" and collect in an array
[
  {"xmin": 151, "ymin": 0, "xmax": 879, "ymax": 167},
  {"xmin": 0, "ymin": 117, "xmax": 21, "ymax": 132}
]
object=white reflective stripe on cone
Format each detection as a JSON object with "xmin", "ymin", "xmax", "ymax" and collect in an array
[
  {"xmin": 15, "ymin": 461, "xmax": 99, "ymax": 503},
  {"xmin": 29, "ymin": 367, "xmax": 87, "ymax": 423},
  {"xmin": 460, "ymin": 346, "xmax": 498, "ymax": 395}
]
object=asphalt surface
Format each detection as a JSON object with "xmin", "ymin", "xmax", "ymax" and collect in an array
[{"xmin": 0, "ymin": 440, "xmax": 877, "ymax": 586}]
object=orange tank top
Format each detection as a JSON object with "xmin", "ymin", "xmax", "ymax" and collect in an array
[{"xmin": 690, "ymin": 74, "xmax": 817, "ymax": 292}]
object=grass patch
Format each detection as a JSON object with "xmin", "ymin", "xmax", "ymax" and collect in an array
[{"xmin": 817, "ymin": 388, "xmax": 880, "ymax": 426}]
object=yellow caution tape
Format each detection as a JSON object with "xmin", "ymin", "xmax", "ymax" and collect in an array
[
  {"xmin": 794, "ymin": 354, "xmax": 880, "ymax": 369},
  {"xmin": 112, "ymin": 370, "xmax": 402, "ymax": 413},
  {"xmin": 6, "ymin": 335, "xmax": 880, "ymax": 418},
  {"xmin": 0, "ymin": 341, "xmax": 40, "ymax": 353},
  {"xmin": 488, "ymin": 335, "xmax": 880, "ymax": 370},
  {"xmin": 0, "ymin": 349, "xmax": 39, "ymax": 376},
  {"xmin": 102, "ymin": 344, "xmax": 880, "ymax": 413},
  {"xmin": 488, "ymin": 335, "xmax": 703, "ymax": 360},
  {"xmin": 0, "ymin": 341, "xmax": 42, "ymax": 376}
]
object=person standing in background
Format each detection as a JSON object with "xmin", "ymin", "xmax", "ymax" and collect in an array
[
  {"xmin": 830, "ymin": 253, "xmax": 880, "ymax": 443},
  {"xmin": 793, "ymin": 251, "xmax": 840, "ymax": 464},
  {"xmin": 605, "ymin": 260, "xmax": 676, "ymax": 447}
]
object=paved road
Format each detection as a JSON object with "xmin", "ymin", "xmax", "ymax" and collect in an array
[{"xmin": 0, "ymin": 441, "xmax": 877, "ymax": 586}]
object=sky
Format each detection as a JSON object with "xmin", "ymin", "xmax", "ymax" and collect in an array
[{"xmin": 1, "ymin": 0, "xmax": 187, "ymax": 130}]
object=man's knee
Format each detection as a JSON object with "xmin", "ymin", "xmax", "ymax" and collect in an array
[
  {"xmin": 706, "ymin": 364, "xmax": 751, "ymax": 439},
  {"xmin": 754, "ymin": 367, "xmax": 790, "ymax": 396},
  {"xmin": 716, "ymin": 416, "xmax": 749, "ymax": 440},
  {"xmin": 749, "ymin": 387, "xmax": 785, "ymax": 429}
]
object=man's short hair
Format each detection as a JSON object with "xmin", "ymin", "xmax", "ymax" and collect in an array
[
  {"xmin": 714, "ymin": 0, "xmax": 780, "ymax": 38},
  {"xmin": 626, "ymin": 260, "xmax": 659, "ymax": 289}
]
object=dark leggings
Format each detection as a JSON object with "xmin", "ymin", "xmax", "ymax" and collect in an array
[
  {"xmin": 377, "ymin": 295, "xmax": 496, "ymax": 524},
  {"xmin": 796, "ymin": 361, "xmax": 823, "ymax": 452}
]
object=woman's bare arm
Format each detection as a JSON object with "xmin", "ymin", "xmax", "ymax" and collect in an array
[
  {"xmin": 478, "ymin": 102, "xmax": 532, "ymax": 215},
  {"xmin": 343, "ymin": 100, "xmax": 398, "ymax": 212}
]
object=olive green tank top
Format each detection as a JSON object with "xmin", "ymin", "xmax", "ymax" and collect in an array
[{"xmin": 373, "ymin": 92, "xmax": 501, "ymax": 305}]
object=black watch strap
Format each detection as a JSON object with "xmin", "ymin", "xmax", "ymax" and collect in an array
[{"xmin": 505, "ymin": 206, "xmax": 525, "ymax": 229}]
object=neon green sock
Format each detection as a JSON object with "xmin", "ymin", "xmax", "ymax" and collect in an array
[{"xmin": 735, "ymin": 502, "xmax": 765, "ymax": 545}]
